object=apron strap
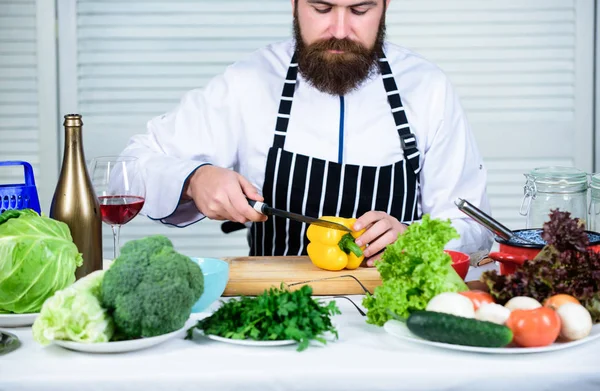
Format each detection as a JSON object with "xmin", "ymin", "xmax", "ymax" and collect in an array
[
  {"xmin": 271, "ymin": 50, "xmax": 422, "ymax": 178},
  {"xmin": 272, "ymin": 52, "xmax": 299, "ymax": 149},
  {"xmin": 378, "ymin": 56, "xmax": 422, "ymax": 176}
]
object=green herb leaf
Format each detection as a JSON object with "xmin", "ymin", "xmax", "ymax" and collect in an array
[{"xmin": 188, "ymin": 284, "xmax": 340, "ymax": 352}]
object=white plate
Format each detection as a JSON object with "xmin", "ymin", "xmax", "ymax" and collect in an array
[
  {"xmin": 193, "ymin": 328, "xmax": 296, "ymax": 347},
  {"xmin": 51, "ymin": 324, "xmax": 188, "ymax": 354},
  {"xmin": 384, "ymin": 319, "xmax": 600, "ymax": 354},
  {"xmin": 0, "ymin": 313, "xmax": 39, "ymax": 328}
]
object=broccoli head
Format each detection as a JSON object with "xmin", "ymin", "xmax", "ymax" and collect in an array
[{"xmin": 100, "ymin": 235, "xmax": 204, "ymax": 339}]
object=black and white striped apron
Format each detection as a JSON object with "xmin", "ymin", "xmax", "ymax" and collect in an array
[{"xmin": 249, "ymin": 51, "xmax": 422, "ymax": 256}]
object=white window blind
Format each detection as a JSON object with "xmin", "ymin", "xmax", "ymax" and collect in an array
[
  {"xmin": 0, "ymin": 1, "xmax": 39, "ymax": 191},
  {"xmin": 0, "ymin": 0, "xmax": 57, "ymax": 211},
  {"xmin": 390, "ymin": 0, "xmax": 594, "ymax": 231},
  {"xmin": 59, "ymin": 0, "xmax": 595, "ymax": 259}
]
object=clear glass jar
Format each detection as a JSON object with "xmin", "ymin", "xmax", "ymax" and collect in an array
[
  {"xmin": 588, "ymin": 174, "xmax": 600, "ymax": 232},
  {"xmin": 520, "ymin": 166, "xmax": 589, "ymax": 229}
]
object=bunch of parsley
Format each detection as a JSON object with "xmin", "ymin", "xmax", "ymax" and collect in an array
[{"xmin": 187, "ymin": 285, "xmax": 340, "ymax": 351}]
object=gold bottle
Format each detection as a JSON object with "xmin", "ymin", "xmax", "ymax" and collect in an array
[{"xmin": 50, "ymin": 114, "xmax": 103, "ymax": 279}]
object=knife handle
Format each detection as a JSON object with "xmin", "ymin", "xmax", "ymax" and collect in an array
[{"xmin": 247, "ymin": 199, "xmax": 267, "ymax": 214}]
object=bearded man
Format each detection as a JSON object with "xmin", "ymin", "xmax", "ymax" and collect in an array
[{"xmin": 121, "ymin": 0, "xmax": 494, "ymax": 264}]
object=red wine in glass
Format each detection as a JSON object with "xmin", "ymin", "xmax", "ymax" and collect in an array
[
  {"xmin": 91, "ymin": 155, "xmax": 145, "ymax": 260},
  {"xmin": 99, "ymin": 195, "xmax": 145, "ymax": 225}
]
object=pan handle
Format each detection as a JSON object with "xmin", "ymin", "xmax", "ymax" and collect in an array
[
  {"xmin": 488, "ymin": 252, "xmax": 528, "ymax": 266},
  {"xmin": 455, "ymin": 198, "xmax": 513, "ymax": 241}
]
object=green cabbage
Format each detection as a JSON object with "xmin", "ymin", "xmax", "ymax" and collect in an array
[
  {"xmin": 32, "ymin": 270, "xmax": 114, "ymax": 345},
  {"xmin": 0, "ymin": 209, "xmax": 83, "ymax": 313}
]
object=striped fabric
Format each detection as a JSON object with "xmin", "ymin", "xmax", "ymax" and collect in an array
[
  {"xmin": 250, "ymin": 51, "xmax": 422, "ymax": 257},
  {"xmin": 272, "ymin": 53, "xmax": 298, "ymax": 149}
]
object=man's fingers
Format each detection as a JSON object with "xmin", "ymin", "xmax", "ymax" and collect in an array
[
  {"xmin": 187, "ymin": 166, "xmax": 268, "ymax": 223},
  {"xmin": 355, "ymin": 219, "xmax": 390, "ymax": 247},
  {"xmin": 363, "ymin": 231, "xmax": 398, "ymax": 258},
  {"xmin": 365, "ymin": 250, "xmax": 385, "ymax": 267},
  {"xmin": 237, "ymin": 175, "xmax": 267, "ymax": 222},
  {"xmin": 353, "ymin": 211, "xmax": 386, "ymax": 231},
  {"xmin": 231, "ymin": 175, "xmax": 268, "ymax": 222},
  {"xmin": 238, "ymin": 174, "xmax": 264, "ymax": 202},
  {"xmin": 229, "ymin": 192, "xmax": 267, "ymax": 223},
  {"xmin": 222, "ymin": 194, "xmax": 250, "ymax": 223}
]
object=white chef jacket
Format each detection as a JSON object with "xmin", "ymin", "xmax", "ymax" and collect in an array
[{"xmin": 121, "ymin": 38, "xmax": 494, "ymax": 255}]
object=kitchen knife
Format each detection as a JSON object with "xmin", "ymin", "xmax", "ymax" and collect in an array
[{"xmin": 248, "ymin": 200, "xmax": 351, "ymax": 232}]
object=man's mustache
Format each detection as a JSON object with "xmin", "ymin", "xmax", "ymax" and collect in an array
[{"xmin": 307, "ymin": 38, "xmax": 368, "ymax": 54}]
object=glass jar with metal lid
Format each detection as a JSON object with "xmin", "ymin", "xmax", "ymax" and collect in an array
[
  {"xmin": 520, "ymin": 166, "xmax": 589, "ymax": 229},
  {"xmin": 588, "ymin": 174, "xmax": 600, "ymax": 232}
]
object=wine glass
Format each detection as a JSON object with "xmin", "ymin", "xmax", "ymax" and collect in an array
[{"xmin": 90, "ymin": 156, "xmax": 146, "ymax": 260}]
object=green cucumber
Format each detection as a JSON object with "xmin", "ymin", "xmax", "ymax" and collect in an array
[{"xmin": 406, "ymin": 310, "xmax": 513, "ymax": 348}]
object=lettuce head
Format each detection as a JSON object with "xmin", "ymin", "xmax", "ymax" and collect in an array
[
  {"xmin": 0, "ymin": 209, "xmax": 83, "ymax": 313},
  {"xmin": 33, "ymin": 270, "xmax": 114, "ymax": 345},
  {"xmin": 363, "ymin": 214, "xmax": 469, "ymax": 326}
]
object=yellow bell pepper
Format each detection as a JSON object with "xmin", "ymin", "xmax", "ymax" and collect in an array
[{"xmin": 306, "ymin": 216, "xmax": 366, "ymax": 271}]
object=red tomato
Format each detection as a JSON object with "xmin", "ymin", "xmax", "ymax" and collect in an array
[
  {"xmin": 505, "ymin": 307, "xmax": 562, "ymax": 348},
  {"xmin": 459, "ymin": 290, "xmax": 495, "ymax": 310}
]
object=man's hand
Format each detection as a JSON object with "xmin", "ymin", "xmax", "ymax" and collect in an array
[
  {"xmin": 353, "ymin": 211, "xmax": 407, "ymax": 267},
  {"xmin": 183, "ymin": 165, "xmax": 267, "ymax": 223}
]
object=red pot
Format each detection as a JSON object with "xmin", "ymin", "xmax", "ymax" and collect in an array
[{"xmin": 488, "ymin": 229, "xmax": 600, "ymax": 275}]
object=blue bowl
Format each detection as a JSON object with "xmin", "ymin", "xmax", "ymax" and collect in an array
[{"xmin": 189, "ymin": 257, "xmax": 229, "ymax": 313}]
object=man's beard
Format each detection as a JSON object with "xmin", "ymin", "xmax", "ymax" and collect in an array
[{"xmin": 293, "ymin": 8, "xmax": 386, "ymax": 96}]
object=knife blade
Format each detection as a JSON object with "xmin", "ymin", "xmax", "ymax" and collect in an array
[{"xmin": 248, "ymin": 200, "xmax": 351, "ymax": 232}]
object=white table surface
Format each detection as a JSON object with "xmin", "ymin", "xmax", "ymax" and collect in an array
[{"xmin": 2, "ymin": 264, "xmax": 599, "ymax": 391}]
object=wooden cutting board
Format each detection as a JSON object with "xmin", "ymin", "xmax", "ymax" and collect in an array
[{"xmin": 221, "ymin": 256, "xmax": 383, "ymax": 296}]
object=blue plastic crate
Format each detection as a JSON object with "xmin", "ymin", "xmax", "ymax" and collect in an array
[{"xmin": 0, "ymin": 161, "xmax": 41, "ymax": 214}]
